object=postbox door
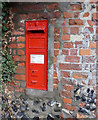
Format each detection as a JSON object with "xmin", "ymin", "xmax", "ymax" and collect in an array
[{"xmin": 26, "ymin": 20, "xmax": 48, "ymax": 90}]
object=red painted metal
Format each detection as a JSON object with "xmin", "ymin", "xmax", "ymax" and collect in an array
[{"xmin": 26, "ymin": 20, "xmax": 48, "ymax": 90}]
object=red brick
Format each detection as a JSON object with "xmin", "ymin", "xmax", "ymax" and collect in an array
[
  {"xmin": 61, "ymin": 91, "xmax": 72, "ymax": 98},
  {"xmin": 17, "ymin": 36, "xmax": 25, "ymax": 42},
  {"xmin": 63, "ymin": 42, "xmax": 73, "ymax": 48},
  {"xmin": 62, "ymin": 27, "xmax": 68, "ymax": 34},
  {"xmin": 18, "ymin": 62, "xmax": 25, "ymax": 67},
  {"xmin": 14, "ymin": 74, "xmax": 25, "ymax": 81},
  {"xmin": 79, "ymin": 49, "xmax": 91, "ymax": 55},
  {"xmin": 54, "ymin": 34, "xmax": 59, "ymax": 41},
  {"xmin": 12, "ymin": 37, "xmax": 15, "ymax": 42},
  {"xmin": 61, "ymin": 78, "xmax": 73, "ymax": 85},
  {"xmin": 54, "ymin": 50, "xmax": 59, "ymax": 56},
  {"xmin": 10, "ymin": 43, "xmax": 17, "ymax": 48},
  {"xmin": 53, "ymin": 84, "xmax": 58, "ymax": 89},
  {"xmin": 69, "ymin": 19, "xmax": 84, "ymax": 25},
  {"xmin": 70, "ymin": 49, "xmax": 78, "ymax": 55},
  {"xmin": 70, "ymin": 4, "xmax": 82, "ymax": 11},
  {"xmin": 85, "ymin": 27, "xmax": 94, "ymax": 33},
  {"xmin": 14, "ymin": 55, "xmax": 26, "ymax": 61},
  {"xmin": 59, "ymin": 63, "xmax": 82, "ymax": 70},
  {"xmin": 54, "ymin": 42, "xmax": 60, "ymax": 49},
  {"xmin": 63, "ymin": 12, "xmax": 73, "ymax": 18},
  {"xmin": 65, "ymin": 56, "xmax": 80, "ymax": 63},
  {"xmin": 70, "ymin": 27, "xmax": 79, "ymax": 34},
  {"xmin": 17, "ymin": 50, "xmax": 25, "ymax": 55},
  {"xmin": 13, "ymin": 30, "xmax": 24, "ymax": 35},
  {"xmin": 28, "ymin": 13, "xmax": 39, "ymax": 19},
  {"xmin": 17, "ymin": 43, "xmax": 25, "ymax": 48},
  {"xmin": 13, "ymin": 50, "xmax": 16, "ymax": 55},
  {"xmin": 89, "ymin": 42, "xmax": 96, "ymax": 48},
  {"xmin": 97, "ymin": 6, "xmax": 98, "ymax": 11},
  {"xmin": 62, "ymin": 97, "xmax": 72, "ymax": 104},
  {"xmin": 83, "ymin": 12, "xmax": 89, "ymax": 17},
  {"xmin": 54, "ymin": 28, "xmax": 59, "ymax": 34},
  {"xmin": 96, "ymin": 27, "xmax": 98, "ymax": 34},
  {"xmin": 19, "ymin": 14, "xmax": 28, "ymax": 19},
  {"xmin": 54, "ymin": 56, "xmax": 57, "ymax": 64},
  {"xmin": 50, "ymin": 19, "xmax": 55, "ymax": 25},
  {"xmin": 62, "ymin": 35, "xmax": 70, "ymax": 41},
  {"xmin": 73, "ymin": 72, "xmax": 88, "ymax": 79},
  {"xmin": 46, "ymin": 3, "xmax": 58, "ymax": 10},
  {"xmin": 87, "ymin": 20, "xmax": 96, "ymax": 26},
  {"xmin": 74, "ymin": 12, "xmax": 79, "ymax": 18},
  {"xmin": 50, "ymin": 11, "xmax": 61, "ymax": 19},
  {"xmin": 75, "ymin": 41, "xmax": 83, "ymax": 48},
  {"xmin": 64, "ymin": 104, "xmax": 76, "ymax": 111},
  {"xmin": 10, "ymin": 81, "xmax": 19, "ymax": 86},
  {"xmin": 93, "ymin": 13, "xmax": 98, "ymax": 19},
  {"xmin": 64, "ymin": 85, "xmax": 73, "ymax": 92},
  {"xmin": 61, "ymin": 49, "xmax": 69, "ymax": 55},
  {"xmin": 16, "ymin": 67, "xmax": 25, "ymax": 74},
  {"xmin": 61, "ymin": 71, "xmax": 70, "ymax": 78},
  {"xmin": 54, "ymin": 71, "xmax": 57, "ymax": 77},
  {"xmin": 53, "ymin": 78, "xmax": 59, "ymax": 84}
]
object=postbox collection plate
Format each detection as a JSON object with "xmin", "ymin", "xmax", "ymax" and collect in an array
[{"xmin": 26, "ymin": 20, "xmax": 48, "ymax": 90}]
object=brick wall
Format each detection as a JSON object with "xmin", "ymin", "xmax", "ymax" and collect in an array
[{"xmin": 7, "ymin": 1, "xmax": 97, "ymax": 118}]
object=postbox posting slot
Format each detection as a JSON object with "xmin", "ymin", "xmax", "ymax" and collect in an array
[{"xmin": 27, "ymin": 30, "xmax": 45, "ymax": 33}]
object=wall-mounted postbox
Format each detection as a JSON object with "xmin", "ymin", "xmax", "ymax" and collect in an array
[{"xmin": 26, "ymin": 20, "xmax": 48, "ymax": 90}]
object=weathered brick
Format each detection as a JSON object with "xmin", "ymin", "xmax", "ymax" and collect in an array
[
  {"xmin": 12, "ymin": 37, "xmax": 15, "ymax": 42},
  {"xmin": 97, "ymin": 27, "xmax": 98, "ymax": 34},
  {"xmin": 62, "ymin": 27, "xmax": 68, "ymax": 34},
  {"xmin": 83, "ymin": 12, "xmax": 89, "ymax": 17},
  {"xmin": 53, "ymin": 78, "xmax": 59, "ymax": 84},
  {"xmin": 89, "ymin": 42, "xmax": 96, "ymax": 48},
  {"xmin": 17, "ymin": 36, "xmax": 25, "ymax": 42},
  {"xmin": 65, "ymin": 56, "xmax": 80, "ymax": 63},
  {"xmin": 74, "ymin": 12, "xmax": 79, "ymax": 18},
  {"xmin": 64, "ymin": 85, "xmax": 73, "ymax": 92},
  {"xmin": 14, "ymin": 74, "xmax": 25, "ymax": 81},
  {"xmin": 61, "ymin": 49, "xmax": 69, "ymax": 55},
  {"xmin": 16, "ymin": 67, "xmax": 25, "ymax": 74},
  {"xmin": 54, "ymin": 34, "xmax": 59, "ymax": 41},
  {"xmin": 28, "ymin": 13, "xmax": 39, "ymax": 19},
  {"xmin": 93, "ymin": 13, "xmax": 98, "ymax": 19},
  {"xmin": 46, "ymin": 3, "xmax": 58, "ymax": 10},
  {"xmin": 54, "ymin": 50, "xmax": 59, "ymax": 56},
  {"xmin": 70, "ymin": 4, "xmax": 82, "ymax": 11},
  {"xmin": 10, "ymin": 43, "xmax": 17, "ymax": 48},
  {"xmin": 85, "ymin": 27, "xmax": 94, "ymax": 34},
  {"xmin": 14, "ymin": 55, "xmax": 26, "ymax": 61},
  {"xmin": 87, "ymin": 20, "xmax": 96, "ymax": 26},
  {"xmin": 75, "ymin": 41, "xmax": 83, "ymax": 48},
  {"xmin": 13, "ymin": 30, "xmax": 24, "ymax": 35},
  {"xmin": 82, "ymin": 56, "xmax": 96, "ymax": 63},
  {"xmin": 63, "ymin": 12, "xmax": 73, "ymax": 18},
  {"xmin": 63, "ymin": 97, "xmax": 72, "ymax": 104},
  {"xmin": 61, "ymin": 71, "xmax": 70, "ymax": 78},
  {"xmin": 73, "ymin": 72, "xmax": 88, "ymax": 79},
  {"xmin": 54, "ymin": 42, "xmax": 60, "ymax": 49},
  {"xmin": 61, "ymin": 91, "xmax": 72, "ymax": 98},
  {"xmin": 54, "ymin": 28, "xmax": 59, "ymax": 34},
  {"xmin": 17, "ymin": 50, "xmax": 25, "ymax": 55},
  {"xmin": 54, "ymin": 56, "xmax": 57, "ymax": 64},
  {"xmin": 70, "ymin": 27, "xmax": 79, "ymax": 34},
  {"xmin": 50, "ymin": 11, "xmax": 61, "ymax": 19},
  {"xmin": 69, "ymin": 19, "xmax": 84, "ymax": 25},
  {"xmin": 64, "ymin": 104, "xmax": 76, "ymax": 111},
  {"xmin": 79, "ymin": 49, "xmax": 91, "ymax": 55},
  {"xmin": 61, "ymin": 78, "xmax": 73, "ymax": 85},
  {"xmin": 63, "ymin": 42, "xmax": 73, "ymax": 48},
  {"xmin": 10, "ymin": 81, "xmax": 19, "ymax": 86},
  {"xmin": 59, "ymin": 63, "xmax": 82, "ymax": 70},
  {"xmin": 97, "ymin": 6, "xmax": 98, "ymax": 11},
  {"xmin": 70, "ymin": 49, "xmax": 78, "ymax": 55},
  {"xmin": 54, "ymin": 71, "xmax": 57, "ymax": 77},
  {"xmin": 62, "ymin": 35, "xmax": 70, "ymax": 41},
  {"xmin": 18, "ymin": 62, "xmax": 25, "ymax": 67},
  {"xmin": 17, "ymin": 43, "xmax": 25, "ymax": 48}
]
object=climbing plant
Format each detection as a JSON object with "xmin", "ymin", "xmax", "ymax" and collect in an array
[{"xmin": 0, "ymin": 2, "xmax": 17, "ymax": 90}]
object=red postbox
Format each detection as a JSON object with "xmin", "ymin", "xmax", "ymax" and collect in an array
[{"xmin": 26, "ymin": 20, "xmax": 48, "ymax": 90}]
